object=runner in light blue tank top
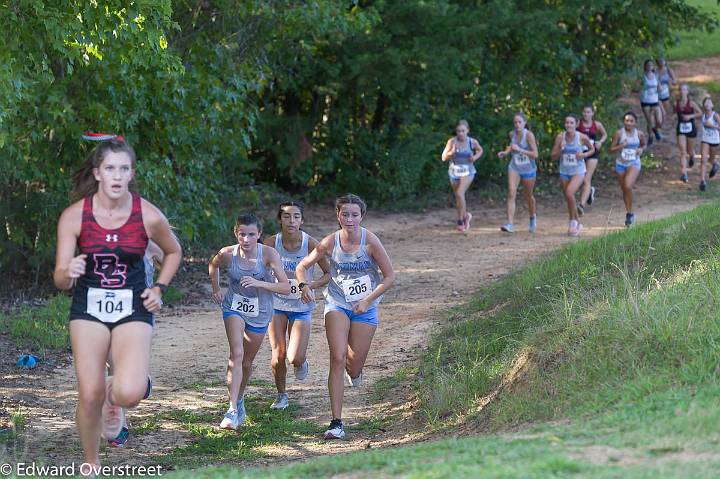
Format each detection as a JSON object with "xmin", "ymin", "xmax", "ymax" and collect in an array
[
  {"xmin": 551, "ymin": 114, "xmax": 595, "ymax": 237},
  {"xmin": 609, "ymin": 111, "xmax": 647, "ymax": 227},
  {"xmin": 699, "ymin": 97, "xmax": 720, "ymax": 192},
  {"xmin": 296, "ymin": 194, "xmax": 395, "ymax": 441},
  {"xmin": 265, "ymin": 201, "xmax": 330, "ymax": 411},
  {"xmin": 208, "ymin": 213, "xmax": 290, "ymax": 431},
  {"xmin": 497, "ymin": 112, "xmax": 538, "ymax": 233},
  {"xmin": 441, "ymin": 120, "xmax": 484, "ymax": 232}
]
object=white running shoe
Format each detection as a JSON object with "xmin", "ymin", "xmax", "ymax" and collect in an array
[
  {"xmin": 345, "ymin": 370, "xmax": 363, "ymax": 387},
  {"xmin": 323, "ymin": 419, "xmax": 345, "ymax": 440},
  {"xmin": 270, "ymin": 393, "xmax": 289, "ymax": 410},
  {"xmin": 294, "ymin": 360, "xmax": 309, "ymax": 380},
  {"xmin": 220, "ymin": 408, "xmax": 240, "ymax": 430},
  {"xmin": 100, "ymin": 377, "xmax": 125, "ymax": 440}
]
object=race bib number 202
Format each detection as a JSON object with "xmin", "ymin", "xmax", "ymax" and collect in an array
[{"xmin": 230, "ymin": 294, "xmax": 259, "ymax": 317}]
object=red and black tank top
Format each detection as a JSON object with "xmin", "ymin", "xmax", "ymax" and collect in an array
[
  {"xmin": 676, "ymin": 99, "xmax": 694, "ymax": 115},
  {"xmin": 577, "ymin": 120, "xmax": 598, "ymax": 140},
  {"xmin": 70, "ymin": 193, "xmax": 151, "ymax": 320}
]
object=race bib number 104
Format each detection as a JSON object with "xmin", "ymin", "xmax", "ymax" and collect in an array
[{"xmin": 86, "ymin": 288, "xmax": 133, "ymax": 323}]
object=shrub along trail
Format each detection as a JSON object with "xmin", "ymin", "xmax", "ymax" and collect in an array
[{"xmin": 2, "ymin": 59, "xmax": 718, "ymax": 470}]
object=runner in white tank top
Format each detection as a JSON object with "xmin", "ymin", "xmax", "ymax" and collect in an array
[
  {"xmin": 441, "ymin": 120, "xmax": 484, "ymax": 232},
  {"xmin": 640, "ymin": 59, "xmax": 663, "ymax": 144},
  {"xmin": 550, "ymin": 114, "xmax": 595, "ymax": 237},
  {"xmin": 264, "ymin": 201, "xmax": 330, "ymax": 411},
  {"xmin": 656, "ymin": 57, "xmax": 677, "ymax": 127},
  {"xmin": 609, "ymin": 111, "xmax": 647, "ymax": 227},
  {"xmin": 296, "ymin": 194, "xmax": 395, "ymax": 441},
  {"xmin": 699, "ymin": 96, "xmax": 720, "ymax": 191},
  {"xmin": 497, "ymin": 112, "xmax": 539, "ymax": 233},
  {"xmin": 208, "ymin": 214, "xmax": 290, "ymax": 431}
]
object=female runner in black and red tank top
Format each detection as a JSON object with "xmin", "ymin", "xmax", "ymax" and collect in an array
[
  {"xmin": 576, "ymin": 105, "xmax": 608, "ymax": 215},
  {"xmin": 674, "ymin": 84, "xmax": 702, "ymax": 183},
  {"xmin": 54, "ymin": 138, "xmax": 181, "ymax": 469}
]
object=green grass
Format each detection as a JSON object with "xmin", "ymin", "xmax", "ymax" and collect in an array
[
  {"xmin": 690, "ymin": 80, "xmax": 720, "ymax": 95},
  {"xmin": 165, "ymin": 201, "xmax": 720, "ymax": 478},
  {"xmin": 157, "ymin": 395, "xmax": 318, "ymax": 468},
  {"xmin": 667, "ymin": 0, "xmax": 720, "ymax": 60},
  {"xmin": 0, "ymin": 294, "xmax": 70, "ymax": 352}
]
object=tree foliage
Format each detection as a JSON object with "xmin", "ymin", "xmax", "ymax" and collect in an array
[{"xmin": 0, "ymin": 1, "xmax": 716, "ymax": 285}]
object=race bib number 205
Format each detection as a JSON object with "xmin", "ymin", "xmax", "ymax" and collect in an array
[
  {"xmin": 86, "ymin": 288, "xmax": 133, "ymax": 323},
  {"xmin": 341, "ymin": 275, "xmax": 372, "ymax": 303}
]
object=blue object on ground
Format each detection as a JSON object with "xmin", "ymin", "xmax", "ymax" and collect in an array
[{"xmin": 15, "ymin": 354, "xmax": 38, "ymax": 368}]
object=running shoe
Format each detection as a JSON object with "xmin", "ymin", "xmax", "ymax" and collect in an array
[
  {"xmin": 345, "ymin": 370, "xmax": 363, "ymax": 387},
  {"xmin": 648, "ymin": 135, "xmax": 654, "ymax": 146},
  {"xmin": 100, "ymin": 378, "xmax": 125, "ymax": 440},
  {"xmin": 625, "ymin": 213, "xmax": 635, "ymax": 227},
  {"xmin": 324, "ymin": 419, "xmax": 345, "ymax": 440},
  {"xmin": 587, "ymin": 186, "xmax": 595, "ymax": 205},
  {"xmin": 689, "ymin": 157, "xmax": 695, "ymax": 168},
  {"xmin": 455, "ymin": 220, "xmax": 464, "ymax": 232},
  {"xmin": 654, "ymin": 129, "xmax": 662, "ymax": 141},
  {"xmin": 680, "ymin": 173, "xmax": 689, "ymax": 183},
  {"xmin": 500, "ymin": 223, "xmax": 514, "ymax": 233},
  {"xmin": 700, "ymin": 181, "xmax": 707, "ymax": 192},
  {"xmin": 464, "ymin": 212, "xmax": 473, "ymax": 231},
  {"xmin": 143, "ymin": 376, "xmax": 153, "ymax": 400},
  {"xmin": 220, "ymin": 408, "xmax": 240, "ymax": 430},
  {"xmin": 236, "ymin": 396, "xmax": 247, "ymax": 425},
  {"xmin": 568, "ymin": 220, "xmax": 582, "ymax": 237},
  {"xmin": 710, "ymin": 162, "xmax": 719, "ymax": 178},
  {"xmin": 529, "ymin": 216, "xmax": 537, "ymax": 233},
  {"xmin": 294, "ymin": 359, "xmax": 309, "ymax": 380},
  {"xmin": 108, "ymin": 426, "xmax": 129, "ymax": 447},
  {"xmin": 577, "ymin": 203, "xmax": 585, "ymax": 217},
  {"xmin": 270, "ymin": 393, "xmax": 289, "ymax": 410}
]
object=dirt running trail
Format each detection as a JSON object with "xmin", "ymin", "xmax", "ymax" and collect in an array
[{"xmin": 1, "ymin": 58, "xmax": 716, "ymax": 470}]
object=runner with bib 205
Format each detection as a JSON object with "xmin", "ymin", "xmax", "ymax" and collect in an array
[{"xmin": 296, "ymin": 194, "xmax": 395, "ymax": 441}]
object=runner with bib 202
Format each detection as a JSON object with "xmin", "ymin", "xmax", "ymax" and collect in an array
[
  {"xmin": 54, "ymin": 138, "xmax": 181, "ymax": 469},
  {"xmin": 295, "ymin": 194, "xmax": 395, "ymax": 441},
  {"xmin": 208, "ymin": 214, "xmax": 291, "ymax": 430}
]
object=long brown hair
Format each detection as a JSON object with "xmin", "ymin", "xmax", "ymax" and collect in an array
[
  {"xmin": 71, "ymin": 139, "xmax": 137, "ymax": 201},
  {"xmin": 335, "ymin": 193, "xmax": 367, "ymax": 217}
]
